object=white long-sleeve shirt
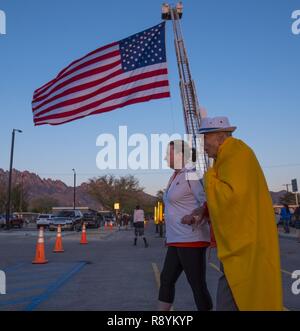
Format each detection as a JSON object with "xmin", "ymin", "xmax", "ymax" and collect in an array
[{"xmin": 163, "ymin": 165, "xmax": 210, "ymax": 244}]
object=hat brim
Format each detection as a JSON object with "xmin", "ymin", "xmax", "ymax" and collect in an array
[{"xmin": 199, "ymin": 127, "xmax": 237, "ymax": 134}]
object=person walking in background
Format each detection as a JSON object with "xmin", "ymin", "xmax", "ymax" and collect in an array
[
  {"xmin": 116, "ymin": 212, "xmax": 122, "ymax": 230},
  {"xmin": 293, "ymin": 206, "xmax": 300, "ymax": 243},
  {"xmin": 133, "ymin": 205, "xmax": 149, "ymax": 247},
  {"xmin": 123, "ymin": 214, "xmax": 129, "ymax": 231},
  {"xmin": 280, "ymin": 204, "xmax": 292, "ymax": 234},
  {"xmin": 198, "ymin": 116, "xmax": 283, "ymax": 311},
  {"xmin": 158, "ymin": 140, "xmax": 212, "ymax": 311}
]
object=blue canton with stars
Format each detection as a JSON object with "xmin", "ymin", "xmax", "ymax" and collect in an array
[{"xmin": 119, "ymin": 22, "xmax": 166, "ymax": 72}]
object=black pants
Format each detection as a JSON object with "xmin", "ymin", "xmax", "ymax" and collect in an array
[{"xmin": 158, "ymin": 246, "xmax": 213, "ymax": 311}]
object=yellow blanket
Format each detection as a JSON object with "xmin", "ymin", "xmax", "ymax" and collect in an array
[{"xmin": 204, "ymin": 137, "xmax": 283, "ymax": 311}]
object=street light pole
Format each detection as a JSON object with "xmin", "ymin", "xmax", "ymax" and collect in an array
[
  {"xmin": 72, "ymin": 169, "xmax": 76, "ymax": 210},
  {"xmin": 6, "ymin": 129, "xmax": 22, "ymax": 229}
]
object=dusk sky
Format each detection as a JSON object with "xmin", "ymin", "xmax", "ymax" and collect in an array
[{"xmin": 0, "ymin": 0, "xmax": 300, "ymax": 195}]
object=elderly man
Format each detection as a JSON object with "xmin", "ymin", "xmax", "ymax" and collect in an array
[{"xmin": 197, "ymin": 116, "xmax": 283, "ymax": 311}]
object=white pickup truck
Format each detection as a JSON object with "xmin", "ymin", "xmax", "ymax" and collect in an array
[{"xmin": 36, "ymin": 214, "xmax": 55, "ymax": 229}]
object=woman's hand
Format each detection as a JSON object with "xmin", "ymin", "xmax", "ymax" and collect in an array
[{"xmin": 181, "ymin": 214, "xmax": 195, "ymax": 225}]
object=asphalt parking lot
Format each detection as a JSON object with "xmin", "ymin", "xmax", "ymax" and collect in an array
[{"xmin": 0, "ymin": 223, "xmax": 299, "ymax": 311}]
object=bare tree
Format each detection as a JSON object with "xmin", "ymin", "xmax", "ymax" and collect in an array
[
  {"xmin": 11, "ymin": 184, "xmax": 29, "ymax": 212},
  {"xmin": 30, "ymin": 196, "xmax": 59, "ymax": 213},
  {"xmin": 87, "ymin": 175, "xmax": 144, "ymax": 213}
]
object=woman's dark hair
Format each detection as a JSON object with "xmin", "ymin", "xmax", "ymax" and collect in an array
[
  {"xmin": 169, "ymin": 140, "xmax": 192, "ymax": 161},
  {"xmin": 136, "ymin": 205, "xmax": 140, "ymax": 210}
]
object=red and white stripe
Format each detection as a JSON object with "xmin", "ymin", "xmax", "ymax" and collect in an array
[{"xmin": 32, "ymin": 42, "xmax": 170, "ymax": 126}]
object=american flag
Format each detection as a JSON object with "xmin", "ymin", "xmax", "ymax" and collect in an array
[{"xmin": 32, "ymin": 23, "xmax": 170, "ymax": 126}]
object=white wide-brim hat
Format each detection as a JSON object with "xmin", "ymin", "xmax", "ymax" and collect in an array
[{"xmin": 199, "ymin": 116, "xmax": 237, "ymax": 134}]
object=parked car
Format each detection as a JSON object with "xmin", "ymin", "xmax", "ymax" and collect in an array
[
  {"xmin": 36, "ymin": 214, "xmax": 55, "ymax": 229},
  {"xmin": 9, "ymin": 214, "xmax": 24, "ymax": 228},
  {"xmin": 49, "ymin": 210, "xmax": 83, "ymax": 231},
  {"xmin": 102, "ymin": 212, "xmax": 115, "ymax": 223},
  {"xmin": 82, "ymin": 211, "xmax": 102, "ymax": 228}
]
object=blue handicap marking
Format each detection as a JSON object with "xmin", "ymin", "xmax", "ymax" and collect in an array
[{"xmin": 0, "ymin": 261, "xmax": 87, "ymax": 311}]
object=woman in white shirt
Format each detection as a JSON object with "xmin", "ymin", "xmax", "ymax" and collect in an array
[{"xmin": 158, "ymin": 140, "xmax": 212, "ymax": 311}]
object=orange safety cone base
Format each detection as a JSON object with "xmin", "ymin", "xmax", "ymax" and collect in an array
[
  {"xmin": 53, "ymin": 248, "xmax": 64, "ymax": 253},
  {"xmin": 32, "ymin": 252, "xmax": 48, "ymax": 264},
  {"xmin": 32, "ymin": 260, "xmax": 48, "ymax": 264},
  {"xmin": 80, "ymin": 235, "xmax": 88, "ymax": 244}
]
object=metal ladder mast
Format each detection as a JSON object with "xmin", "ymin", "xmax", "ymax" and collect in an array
[{"xmin": 162, "ymin": 3, "xmax": 208, "ymax": 173}]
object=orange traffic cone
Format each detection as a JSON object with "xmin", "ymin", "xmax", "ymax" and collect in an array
[
  {"xmin": 80, "ymin": 223, "xmax": 88, "ymax": 244},
  {"xmin": 32, "ymin": 226, "xmax": 48, "ymax": 264},
  {"xmin": 53, "ymin": 224, "xmax": 64, "ymax": 253},
  {"xmin": 109, "ymin": 221, "xmax": 113, "ymax": 230}
]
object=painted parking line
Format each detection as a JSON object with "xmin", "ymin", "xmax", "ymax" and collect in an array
[
  {"xmin": 210, "ymin": 262, "xmax": 295, "ymax": 278},
  {"xmin": 151, "ymin": 263, "xmax": 160, "ymax": 289},
  {"xmin": 25, "ymin": 261, "xmax": 87, "ymax": 311},
  {"xmin": 209, "ymin": 262, "xmax": 221, "ymax": 273},
  {"xmin": 281, "ymin": 269, "xmax": 292, "ymax": 276}
]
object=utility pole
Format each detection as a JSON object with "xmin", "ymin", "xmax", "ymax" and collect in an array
[
  {"xmin": 6, "ymin": 129, "xmax": 22, "ymax": 229},
  {"xmin": 162, "ymin": 2, "xmax": 208, "ymax": 174}
]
